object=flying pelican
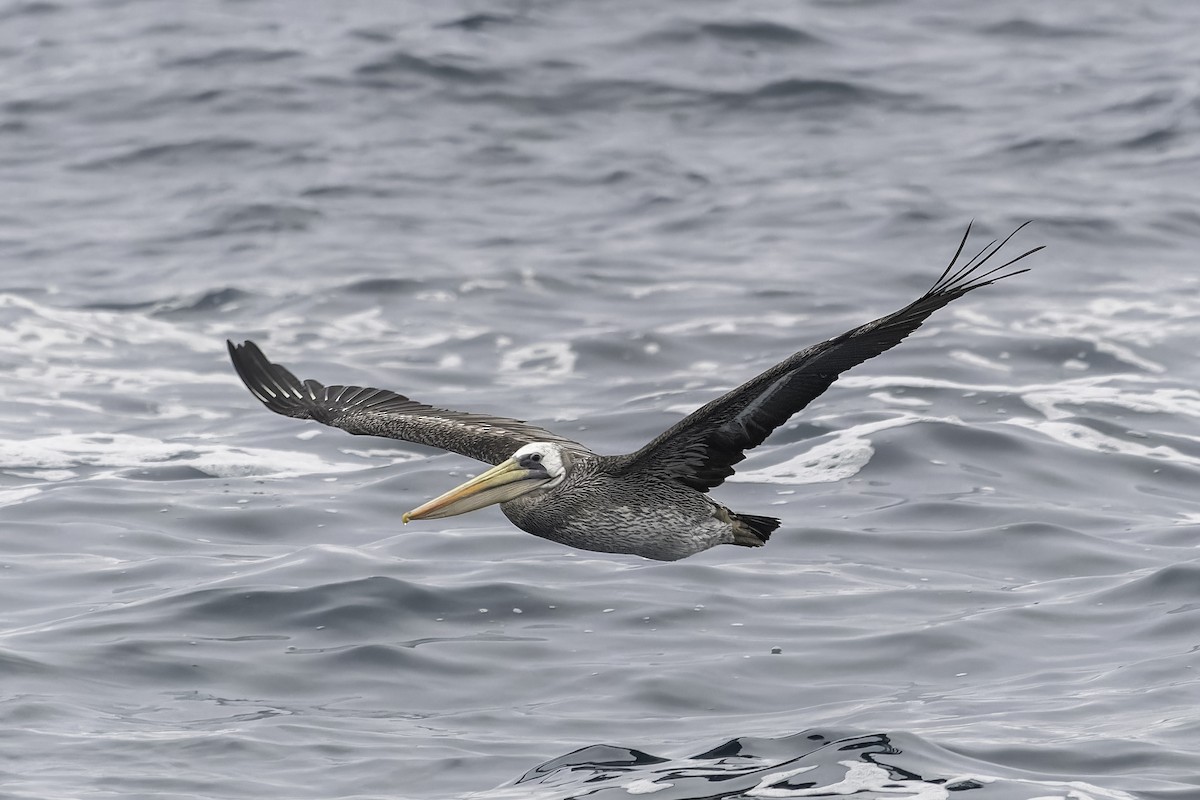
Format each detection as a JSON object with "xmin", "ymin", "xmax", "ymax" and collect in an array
[{"xmin": 228, "ymin": 224, "xmax": 1040, "ymax": 561}]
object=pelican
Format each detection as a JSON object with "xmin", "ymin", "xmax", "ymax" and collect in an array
[{"xmin": 228, "ymin": 224, "xmax": 1040, "ymax": 561}]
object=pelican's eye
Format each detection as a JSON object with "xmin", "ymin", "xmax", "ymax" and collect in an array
[{"xmin": 518, "ymin": 451, "xmax": 547, "ymax": 471}]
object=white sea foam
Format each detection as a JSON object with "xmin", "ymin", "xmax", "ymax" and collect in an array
[
  {"xmin": 498, "ymin": 341, "xmax": 577, "ymax": 386},
  {"xmin": 337, "ymin": 447, "xmax": 424, "ymax": 464},
  {"xmin": 949, "ymin": 349, "xmax": 1013, "ymax": 373},
  {"xmin": 0, "ymin": 432, "xmax": 368, "ymax": 479},
  {"xmin": 838, "ymin": 373, "xmax": 1200, "ymax": 419},
  {"xmin": 0, "ymin": 293, "xmax": 211, "ymax": 353},
  {"xmin": 628, "ymin": 280, "xmax": 739, "ymax": 300},
  {"xmin": 0, "ymin": 486, "xmax": 41, "ymax": 508},
  {"xmin": 1016, "ymin": 297, "xmax": 1196, "ymax": 375},
  {"xmin": 655, "ymin": 316, "xmax": 739, "ymax": 335},
  {"xmin": 622, "ymin": 777, "xmax": 673, "ymax": 794},
  {"xmin": 869, "ymin": 391, "xmax": 932, "ymax": 408},
  {"xmin": 1004, "ymin": 418, "xmax": 1200, "ymax": 466},
  {"xmin": 729, "ymin": 414, "xmax": 948, "ymax": 485}
]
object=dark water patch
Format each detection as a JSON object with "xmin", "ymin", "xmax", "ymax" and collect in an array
[
  {"xmin": 355, "ymin": 51, "xmax": 507, "ymax": 87},
  {"xmin": 1026, "ymin": 214, "xmax": 1121, "ymax": 237},
  {"xmin": 572, "ymin": 336, "xmax": 666, "ymax": 370},
  {"xmin": 164, "ymin": 47, "xmax": 303, "ymax": 69},
  {"xmin": 0, "ymin": 695, "xmax": 94, "ymax": 731},
  {"xmin": 299, "ymin": 183, "xmax": 399, "ymax": 199},
  {"xmin": 980, "ymin": 18, "xmax": 1106, "ymax": 39},
  {"xmin": 122, "ymin": 88, "xmax": 227, "ymax": 116},
  {"xmin": 1095, "ymin": 562, "xmax": 1200, "ymax": 606},
  {"xmin": 153, "ymin": 287, "xmax": 252, "ymax": 316},
  {"xmin": 348, "ymin": 27, "xmax": 393, "ymax": 43},
  {"xmin": 1103, "ymin": 89, "xmax": 1178, "ymax": 114},
  {"xmin": 289, "ymin": 631, "xmax": 541, "ymax": 656},
  {"xmin": 962, "ymin": 737, "xmax": 1185, "ymax": 795},
  {"xmin": 0, "ymin": 648, "xmax": 53, "ymax": 677},
  {"xmin": 640, "ymin": 20, "xmax": 826, "ymax": 47},
  {"xmin": 464, "ymin": 142, "xmax": 539, "ymax": 168},
  {"xmin": 297, "ymin": 641, "xmax": 431, "ymax": 671},
  {"xmin": 0, "ymin": 1, "xmax": 60, "ymax": 21},
  {"xmin": 295, "ymin": 636, "xmax": 560, "ymax": 683},
  {"xmin": 131, "ymin": 576, "xmax": 556, "ymax": 635},
  {"xmin": 192, "ymin": 203, "xmax": 321, "ymax": 238},
  {"xmin": 1121, "ymin": 126, "xmax": 1180, "ymax": 151},
  {"xmin": 204, "ymin": 84, "xmax": 315, "ymax": 117},
  {"xmin": 195, "ymin": 634, "xmax": 289, "ymax": 643},
  {"xmin": 73, "ymin": 138, "xmax": 264, "ymax": 171},
  {"xmin": 594, "ymin": 167, "xmax": 711, "ymax": 187},
  {"xmin": 342, "ymin": 277, "xmax": 425, "ymax": 295},
  {"xmin": 919, "ymin": 416, "xmax": 1039, "ymax": 459},
  {"xmin": 936, "ymin": 519, "xmax": 1156, "ymax": 579},
  {"xmin": 67, "ymin": 84, "xmax": 306, "ymax": 127},
  {"xmin": 701, "ymin": 20, "xmax": 826, "ymax": 46},
  {"xmin": 3, "ymin": 96, "xmax": 70, "ymax": 115},
  {"xmin": 1018, "ymin": 336, "xmax": 1143, "ymax": 372},
  {"xmin": 136, "ymin": 20, "xmax": 193, "ymax": 37},
  {"xmin": 85, "ymin": 638, "xmax": 226, "ymax": 683},
  {"xmin": 476, "ymin": 74, "xmax": 902, "ymax": 117},
  {"xmin": 725, "ymin": 77, "xmax": 911, "ymax": 112},
  {"xmin": 53, "ymin": 294, "xmax": 159, "ymax": 313},
  {"xmin": 467, "ymin": 78, "xmax": 708, "ymax": 115},
  {"xmin": 437, "ymin": 13, "xmax": 525, "ymax": 32},
  {"xmin": 1001, "ymin": 135, "xmax": 1093, "ymax": 161},
  {"xmin": 121, "ymin": 465, "xmax": 214, "ymax": 481},
  {"xmin": 83, "ymin": 287, "xmax": 251, "ymax": 316},
  {"xmin": 469, "ymin": 233, "xmax": 524, "ymax": 249},
  {"xmin": 1148, "ymin": 208, "xmax": 1200, "ymax": 237}
]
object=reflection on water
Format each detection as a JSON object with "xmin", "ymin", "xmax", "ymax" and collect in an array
[{"xmin": 479, "ymin": 731, "xmax": 1136, "ymax": 800}]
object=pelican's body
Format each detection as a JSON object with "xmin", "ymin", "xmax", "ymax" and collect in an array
[
  {"xmin": 228, "ymin": 224, "xmax": 1040, "ymax": 560},
  {"xmin": 496, "ymin": 456, "xmax": 773, "ymax": 561}
]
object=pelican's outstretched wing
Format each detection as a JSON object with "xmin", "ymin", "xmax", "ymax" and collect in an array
[
  {"xmin": 227, "ymin": 341, "xmax": 592, "ymax": 465},
  {"xmin": 617, "ymin": 223, "xmax": 1043, "ymax": 492}
]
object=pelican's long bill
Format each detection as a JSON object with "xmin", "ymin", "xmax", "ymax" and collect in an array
[{"xmin": 402, "ymin": 456, "xmax": 551, "ymax": 523}]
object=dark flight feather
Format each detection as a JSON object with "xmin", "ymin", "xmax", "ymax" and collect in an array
[
  {"xmin": 227, "ymin": 340, "xmax": 592, "ymax": 466},
  {"xmin": 614, "ymin": 223, "xmax": 1043, "ymax": 492}
]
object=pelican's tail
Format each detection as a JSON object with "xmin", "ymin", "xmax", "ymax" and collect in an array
[{"xmin": 730, "ymin": 512, "xmax": 779, "ymax": 547}]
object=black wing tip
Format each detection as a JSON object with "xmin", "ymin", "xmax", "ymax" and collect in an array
[
  {"xmin": 227, "ymin": 338, "xmax": 319, "ymax": 418},
  {"xmin": 930, "ymin": 220, "xmax": 1043, "ymax": 298},
  {"xmin": 227, "ymin": 340, "xmax": 425, "ymax": 425},
  {"xmin": 228, "ymin": 338, "xmax": 256, "ymax": 356},
  {"xmin": 227, "ymin": 339, "xmax": 272, "ymax": 376}
]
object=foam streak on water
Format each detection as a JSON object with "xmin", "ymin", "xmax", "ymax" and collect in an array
[{"xmin": 1, "ymin": 2, "xmax": 1199, "ymax": 798}]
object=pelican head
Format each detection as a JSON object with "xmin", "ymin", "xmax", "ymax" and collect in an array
[{"xmin": 402, "ymin": 442, "xmax": 570, "ymax": 523}]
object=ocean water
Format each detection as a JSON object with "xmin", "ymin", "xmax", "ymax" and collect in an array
[{"xmin": 1, "ymin": 1, "xmax": 1198, "ymax": 798}]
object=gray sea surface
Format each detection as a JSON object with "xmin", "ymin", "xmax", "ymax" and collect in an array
[{"xmin": 1, "ymin": 1, "xmax": 1198, "ymax": 798}]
